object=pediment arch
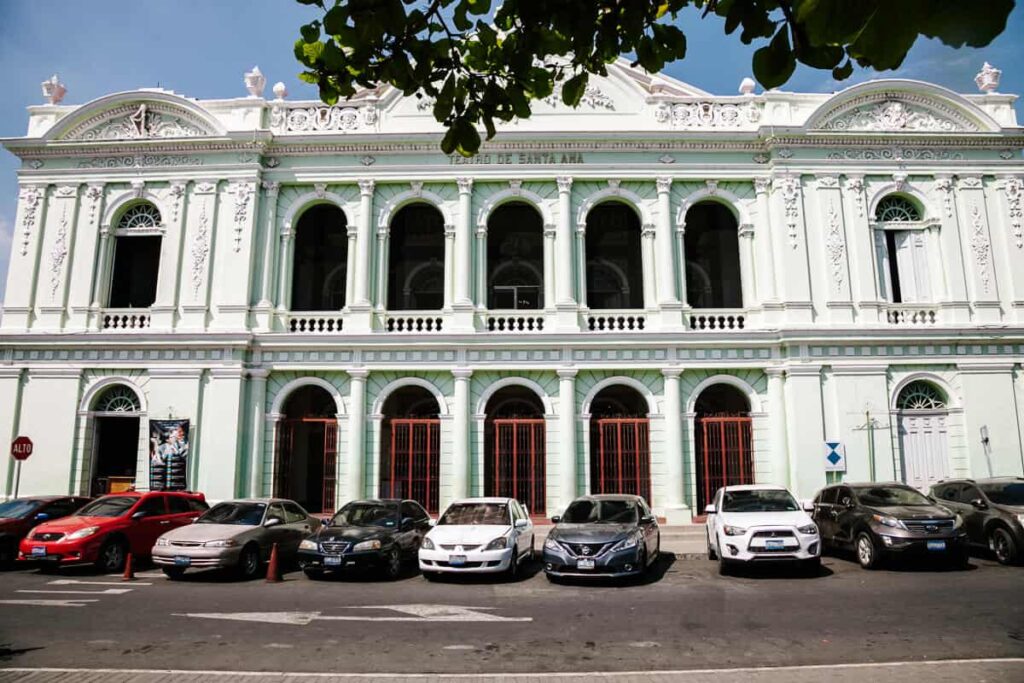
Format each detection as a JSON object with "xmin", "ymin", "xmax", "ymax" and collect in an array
[{"xmin": 44, "ymin": 90, "xmax": 226, "ymax": 142}]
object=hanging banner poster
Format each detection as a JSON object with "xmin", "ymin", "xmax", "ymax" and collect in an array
[{"xmin": 149, "ymin": 419, "xmax": 190, "ymax": 491}]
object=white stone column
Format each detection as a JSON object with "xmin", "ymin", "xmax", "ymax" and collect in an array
[
  {"xmin": 784, "ymin": 365, "xmax": 825, "ymax": 497},
  {"xmin": 344, "ymin": 224, "xmax": 358, "ymax": 309},
  {"xmin": 0, "ymin": 368, "xmax": 24, "ymax": 497},
  {"xmin": 210, "ymin": 180, "xmax": 259, "ymax": 330},
  {"xmin": 276, "ymin": 228, "xmax": 294, "ymax": 310},
  {"xmin": 575, "ymin": 225, "xmax": 588, "ymax": 309},
  {"xmin": 662, "ymin": 368, "xmax": 689, "ymax": 522},
  {"xmin": 655, "ymin": 178, "xmax": 679, "ymax": 305},
  {"xmin": 737, "ymin": 223, "xmax": 756, "ymax": 308},
  {"xmin": 451, "ymin": 368, "xmax": 472, "ymax": 500},
  {"xmin": 841, "ymin": 175, "xmax": 880, "ymax": 318},
  {"xmin": 257, "ymin": 181, "xmax": 280, "ymax": 309},
  {"xmin": 374, "ymin": 227, "xmax": 389, "ymax": 311},
  {"xmin": 557, "ymin": 368, "xmax": 578, "ymax": 511},
  {"xmin": 454, "ymin": 178, "xmax": 473, "ymax": 306},
  {"xmin": 346, "ymin": 370, "xmax": 368, "ymax": 503},
  {"xmin": 675, "ymin": 222, "xmax": 689, "ymax": 307},
  {"xmin": 997, "ymin": 175, "xmax": 1024, "ymax": 322},
  {"xmin": 765, "ymin": 368, "xmax": 790, "ymax": 488},
  {"xmin": 352, "ymin": 180, "xmax": 375, "ymax": 308},
  {"xmin": 247, "ymin": 369, "xmax": 269, "ymax": 497},
  {"xmin": 543, "ymin": 223, "xmax": 556, "ymax": 310},
  {"xmin": 555, "ymin": 177, "xmax": 575, "ymax": 306},
  {"xmin": 475, "ymin": 227, "xmax": 487, "ymax": 307},
  {"xmin": 443, "ymin": 223, "xmax": 456, "ymax": 311},
  {"xmin": 751, "ymin": 178, "xmax": 778, "ymax": 305},
  {"xmin": 641, "ymin": 223, "xmax": 657, "ymax": 309},
  {"xmin": 197, "ymin": 368, "xmax": 246, "ymax": 500}
]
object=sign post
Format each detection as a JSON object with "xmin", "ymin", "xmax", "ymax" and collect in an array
[{"xmin": 10, "ymin": 436, "xmax": 33, "ymax": 499}]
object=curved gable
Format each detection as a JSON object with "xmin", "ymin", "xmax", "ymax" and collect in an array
[
  {"xmin": 806, "ymin": 80, "xmax": 1001, "ymax": 133},
  {"xmin": 44, "ymin": 90, "xmax": 226, "ymax": 142}
]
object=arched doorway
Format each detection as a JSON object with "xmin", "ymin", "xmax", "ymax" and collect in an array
[
  {"xmin": 487, "ymin": 202, "xmax": 544, "ymax": 309},
  {"xmin": 381, "ymin": 386, "xmax": 441, "ymax": 513},
  {"xmin": 274, "ymin": 385, "xmax": 338, "ymax": 513},
  {"xmin": 108, "ymin": 203, "xmax": 162, "ymax": 310},
  {"xmin": 291, "ymin": 204, "xmax": 349, "ymax": 311},
  {"xmin": 589, "ymin": 384, "xmax": 651, "ymax": 503},
  {"xmin": 388, "ymin": 203, "xmax": 446, "ymax": 310},
  {"xmin": 684, "ymin": 202, "xmax": 743, "ymax": 308},
  {"xmin": 585, "ymin": 202, "xmax": 644, "ymax": 309},
  {"xmin": 895, "ymin": 380, "xmax": 950, "ymax": 490},
  {"xmin": 88, "ymin": 385, "xmax": 142, "ymax": 496},
  {"xmin": 694, "ymin": 383, "xmax": 753, "ymax": 511},
  {"xmin": 484, "ymin": 385, "xmax": 546, "ymax": 514}
]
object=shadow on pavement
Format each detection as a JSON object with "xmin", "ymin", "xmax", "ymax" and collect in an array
[
  {"xmin": 723, "ymin": 560, "xmax": 835, "ymax": 580},
  {"xmin": 0, "ymin": 644, "xmax": 45, "ymax": 662},
  {"xmin": 824, "ymin": 548, "xmax": 979, "ymax": 573}
]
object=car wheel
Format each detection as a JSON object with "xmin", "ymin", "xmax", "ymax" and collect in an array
[
  {"xmin": 989, "ymin": 527, "xmax": 1018, "ymax": 566},
  {"xmin": 717, "ymin": 554, "xmax": 732, "ymax": 576},
  {"xmin": 706, "ymin": 532, "xmax": 718, "ymax": 561},
  {"xmin": 856, "ymin": 532, "xmax": 881, "ymax": 570},
  {"xmin": 162, "ymin": 567, "xmax": 186, "ymax": 580},
  {"xmin": 506, "ymin": 551, "xmax": 520, "ymax": 580},
  {"xmin": 528, "ymin": 541, "xmax": 536, "ymax": 562},
  {"xmin": 635, "ymin": 546, "xmax": 648, "ymax": 578},
  {"xmin": 236, "ymin": 544, "xmax": 261, "ymax": 580},
  {"xmin": 545, "ymin": 572, "xmax": 561, "ymax": 584},
  {"xmin": 303, "ymin": 568, "xmax": 325, "ymax": 580},
  {"xmin": 422, "ymin": 571, "xmax": 440, "ymax": 582},
  {"xmin": 383, "ymin": 547, "xmax": 402, "ymax": 580},
  {"xmin": 96, "ymin": 538, "xmax": 127, "ymax": 574}
]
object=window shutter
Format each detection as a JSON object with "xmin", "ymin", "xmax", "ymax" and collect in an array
[
  {"xmin": 893, "ymin": 231, "xmax": 918, "ymax": 302},
  {"xmin": 910, "ymin": 232, "xmax": 931, "ymax": 302},
  {"xmin": 874, "ymin": 231, "xmax": 893, "ymax": 301}
]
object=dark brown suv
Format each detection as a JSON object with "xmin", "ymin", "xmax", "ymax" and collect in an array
[{"xmin": 930, "ymin": 477, "xmax": 1024, "ymax": 565}]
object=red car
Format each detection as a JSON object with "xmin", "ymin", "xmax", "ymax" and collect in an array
[
  {"xmin": 0, "ymin": 496, "xmax": 92, "ymax": 567},
  {"xmin": 19, "ymin": 491, "xmax": 208, "ymax": 573}
]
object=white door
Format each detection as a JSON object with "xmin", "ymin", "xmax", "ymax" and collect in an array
[{"xmin": 898, "ymin": 412, "xmax": 950, "ymax": 491}]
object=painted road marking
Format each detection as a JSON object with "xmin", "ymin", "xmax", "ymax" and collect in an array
[
  {"xmin": 48, "ymin": 579, "xmax": 152, "ymax": 586},
  {"xmin": 17, "ymin": 588, "xmax": 134, "ymax": 595},
  {"xmin": 0, "ymin": 599, "xmax": 99, "ymax": 607},
  {"xmin": 176, "ymin": 604, "xmax": 532, "ymax": 625}
]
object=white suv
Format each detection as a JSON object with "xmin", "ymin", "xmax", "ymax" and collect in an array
[{"xmin": 705, "ymin": 485, "xmax": 820, "ymax": 575}]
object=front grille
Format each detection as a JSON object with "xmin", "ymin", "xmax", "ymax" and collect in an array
[
  {"xmin": 33, "ymin": 533, "xmax": 64, "ymax": 542},
  {"xmin": 904, "ymin": 520, "xmax": 954, "ymax": 534},
  {"xmin": 170, "ymin": 541, "xmax": 202, "ymax": 548},
  {"xmin": 751, "ymin": 530, "xmax": 795, "ymax": 539},
  {"xmin": 437, "ymin": 560, "xmax": 484, "ymax": 568},
  {"xmin": 753, "ymin": 545, "xmax": 794, "ymax": 553},
  {"xmin": 440, "ymin": 544, "xmax": 481, "ymax": 551},
  {"xmin": 565, "ymin": 542, "xmax": 610, "ymax": 557},
  {"xmin": 321, "ymin": 542, "xmax": 350, "ymax": 554}
]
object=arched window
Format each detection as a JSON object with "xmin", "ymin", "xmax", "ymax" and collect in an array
[
  {"xmin": 388, "ymin": 203, "xmax": 445, "ymax": 310},
  {"xmin": 585, "ymin": 202, "xmax": 643, "ymax": 309},
  {"xmin": 684, "ymin": 202, "xmax": 742, "ymax": 308},
  {"xmin": 108, "ymin": 202, "xmax": 162, "ymax": 308},
  {"xmin": 93, "ymin": 385, "xmax": 142, "ymax": 413},
  {"xmin": 487, "ymin": 202, "xmax": 543, "ymax": 309},
  {"xmin": 291, "ymin": 204, "xmax": 348, "ymax": 311},
  {"xmin": 873, "ymin": 195, "xmax": 930, "ymax": 304},
  {"xmin": 896, "ymin": 380, "xmax": 947, "ymax": 411}
]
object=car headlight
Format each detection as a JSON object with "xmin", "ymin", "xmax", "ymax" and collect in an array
[
  {"xmin": 155, "ymin": 537, "xmax": 171, "ymax": 546},
  {"xmin": 299, "ymin": 539, "xmax": 318, "ymax": 551},
  {"xmin": 611, "ymin": 534, "xmax": 639, "ymax": 551},
  {"xmin": 1016, "ymin": 513, "xmax": 1024, "ymax": 527},
  {"xmin": 420, "ymin": 537, "xmax": 434, "ymax": 550},
  {"xmin": 543, "ymin": 537, "xmax": 560, "ymax": 551},
  {"xmin": 723, "ymin": 525, "xmax": 746, "ymax": 536},
  {"xmin": 797, "ymin": 524, "xmax": 818, "ymax": 535},
  {"xmin": 872, "ymin": 514, "xmax": 907, "ymax": 530},
  {"xmin": 484, "ymin": 536, "xmax": 508, "ymax": 551},
  {"xmin": 65, "ymin": 526, "xmax": 100, "ymax": 541},
  {"xmin": 353, "ymin": 540, "xmax": 381, "ymax": 552},
  {"xmin": 203, "ymin": 539, "xmax": 238, "ymax": 548},
  {"xmin": 953, "ymin": 514, "xmax": 964, "ymax": 529}
]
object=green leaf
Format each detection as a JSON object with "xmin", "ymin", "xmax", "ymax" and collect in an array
[
  {"xmin": 300, "ymin": 21, "xmax": 320, "ymax": 43},
  {"xmin": 466, "ymin": 0, "xmax": 492, "ymax": 16},
  {"xmin": 832, "ymin": 58, "xmax": 853, "ymax": 81},
  {"xmin": 561, "ymin": 73, "xmax": 588, "ymax": 107},
  {"xmin": 753, "ymin": 26, "xmax": 796, "ymax": 89},
  {"xmin": 323, "ymin": 6, "xmax": 347, "ymax": 35}
]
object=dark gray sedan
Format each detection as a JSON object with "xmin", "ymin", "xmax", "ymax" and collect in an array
[{"xmin": 542, "ymin": 494, "xmax": 660, "ymax": 580}]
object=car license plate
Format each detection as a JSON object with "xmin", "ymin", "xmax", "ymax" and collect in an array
[
  {"xmin": 324, "ymin": 556, "xmax": 343, "ymax": 567},
  {"xmin": 577, "ymin": 558, "xmax": 595, "ymax": 570},
  {"xmin": 926, "ymin": 540, "xmax": 946, "ymax": 551},
  {"xmin": 449, "ymin": 554, "xmax": 467, "ymax": 566},
  {"xmin": 173, "ymin": 556, "xmax": 191, "ymax": 567},
  {"xmin": 765, "ymin": 539, "xmax": 785, "ymax": 550},
  {"xmin": 31, "ymin": 546, "xmax": 46, "ymax": 557}
]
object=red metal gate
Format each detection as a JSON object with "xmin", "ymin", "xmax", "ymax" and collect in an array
[
  {"xmin": 272, "ymin": 418, "xmax": 338, "ymax": 514},
  {"xmin": 696, "ymin": 415, "xmax": 753, "ymax": 510},
  {"xmin": 591, "ymin": 418, "xmax": 651, "ymax": 504},
  {"xmin": 382, "ymin": 418, "xmax": 440, "ymax": 513},
  {"xmin": 486, "ymin": 418, "xmax": 546, "ymax": 515}
]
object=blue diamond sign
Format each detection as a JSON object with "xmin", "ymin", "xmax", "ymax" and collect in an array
[{"xmin": 825, "ymin": 441, "xmax": 846, "ymax": 473}]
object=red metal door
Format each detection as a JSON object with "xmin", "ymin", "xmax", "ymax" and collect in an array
[
  {"xmin": 696, "ymin": 415, "xmax": 753, "ymax": 510},
  {"xmin": 321, "ymin": 421, "xmax": 338, "ymax": 514},
  {"xmin": 487, "ymin": 418, "xmax": 546, "ymax": 515},
  {"xmin": 272, "ymin": 420, "xmax": 295, "ymax": 500},
  {"xmin": 591, "ymin": 418, "xmax": 651, "ymax": 504},
  {"xmin": 382, "ymin": 418, "xmax": 440, "ymax": 514}
]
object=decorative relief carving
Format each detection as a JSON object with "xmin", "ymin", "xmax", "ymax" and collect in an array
[
  {"xmin": 705, "ymin": 180, "xmax": 719, "ymax": 195},
  {"xmin": 958, "ymin": 176, "xmax": 983, "ymax": 190},
  {"xmin": 815, "ymin": 175, "xmax": 839, "ymax": 190},
  {"xmin": 314, "ymin": 183, "xmax": 327, "ymax": 199},
  {"xmin": 654, "ymin": 100, "xmax": 761, "ymax": 128},
  {"xmin": 824, "ymin": 203, "xmax": 846, "ymax": 291},
  {"xmin": 543, "ymin": 83, "xmax": 615, "ymax": 110},
  {"xmin": 892, "ymin": 173, "xmax": 908, "ymax": 193},
  {"xmin": 360, "ymin": 155, "xmax": 376, "ymax": 166},
  {"xmin": 1002, "ymin": 176, "xmax": 1023, "ymax": 248},
  {"xmin": 358, "ymin": 179, "xmax": 375, "ymax": 196},
  {"xmin": 934, "ymin": 177, "xmax": 955, "ymax": 218},
  {"xmin": 508, "ymin": 179, "xmax": 522, "ymax": 195},
  {"xmin": 76, "ymin": 155, "xmax": 202, "ymax": 169},
  {"xmin": 66, "ymin": 103, "xmax": 208, "ymax": 141},
  {"xmin": 641, "ymin": 223, "xmax": 656, "ymax": 238},
  {"xmin": 55, "ymin": 185, "xmax": 77, "ymax": 198},
  {"xmin": 48, "ymin": 206, "xmax": 69, "ymax": 299},
  {"xmin": 844, "ymin": 176, "xmax": 865, "ymax": 218},
  {"xmin": 190, "ymin": 204, "xmax": 210, "ymax": 298},
  {"xmin": 194, "ymin": 181, "xmax": 217, "ymax": 195},
  {"xmin": 969, "ymin": 203, "xmax": 992, "ymax": 293},
  {"xmin": 18, "ymin": 186, "xmax": 43, "ymax": 256},
  {"xmin": 269, "ymin": 102, "xmax": 378, "ymax": 133},
  {"xmin": 556, "ymin": 176, "xmax": 573, "ymax": 193},
  {"xmin": 230, "ymin": 182, "xmax": 255, "ymax": 252},
  {"xmin": 261, "ymin": 180, "xmax": 281, "ymax": 196},
  {"xmin": 607, "ymin": 179, "xmax": 621, "ymax": 193},
  {"xmin": 659, "ymin": 154, "xmax": 676, "ymax": 164},
  {"xmin": 656, "ymin": 177, "xmax": 672, "ymax": 194},
  {"xmin": 826, "ymin": 148, "xmax": 964, "ymax": 161},
  {"xmin": 773, "ymin": 176, "xmax": 801, "ymax": 249},
  {"xmin": 85, "ymin": 184, "xmax": 104, "ymax": 226},
  {"xmin": 753, "ymin": 177, "xmax": 771, "ymax": 195},
  {"xmin": 457, "ymin": 177, "xmax": 473, "ymax": 194},
  {"xmin": 820, "ymin": 99, "xmax": 968, "ymax": 132}
]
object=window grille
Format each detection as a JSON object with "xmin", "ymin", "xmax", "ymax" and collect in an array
[
  {"xmin": 875, "ymin": 196, "xmax": 921, "ymax": 222},
  {"xmin": 896, "ymin": 381, "xmax": 947, "ymax": 411},
  {"xmin": 93, "ymin": 385, "xmax": 142, "ymax": 413},
  {"xmin": 117, "ymin": 204, "xmax": 162, "ymax": 230}
]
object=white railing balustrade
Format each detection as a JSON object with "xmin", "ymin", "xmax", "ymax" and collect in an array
[
  {"xmin": 102, "ymin": 310, "xmax": 150, "ymax": 331},
  {"xmin": 886, "ymin": 306, "xmax": 938, "ymax": 326},
  {"xmin": 286, "ymin": 314, "xmax": 344, "ymax": 333},
  {"xmin": 586, "ymin": 312, "xmax": 647, "ymax": 331},
  {"xmin": 485, "ymin": 313, "xmax": 545, "ymax": 332},
  {"xmin": 688, "ymin": 311, "xmax": 746, "ymax": 331},
  {"xmin": 383, "ymin": 314, "xmax": 445, "ymax": 333}
]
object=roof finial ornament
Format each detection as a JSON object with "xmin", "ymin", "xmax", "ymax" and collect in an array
[
  {"xmin": 975, "ymin": 62, "xmax": 1001, "ymax": 93},
  {"xmin": 739, "ymin": 77, "xmax": 756, "ymax": 96},
  {"xmin": 244, "ymin": 66, "xmax": 266, "ymax": 98},
  {"xmin": 41, "ymin": 74, "xmax": 66, "ymax": 105},
  {"xmin": 272, "ymin": 81, "xmax": 288, "ymax": 101}
]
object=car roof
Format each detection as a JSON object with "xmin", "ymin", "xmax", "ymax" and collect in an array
[
  {"xmin": 14, "ymin": 495, "xmax": 77, "ymax": 502},
  {"xmin": 572, "ymin": 494, "xmax": 645, "ymax": 502},
  {"xmin": 449, "ymin": 497, "xmax": 514, "ymax": 505},
  {"xmin": 721, "ymin": 484, "xmax": 788, "ymax": 492},
  {"xmin": 343, "ymin": 498, "xmax": 402, "ymax": 505},
  {"xmin": 839, "ymin": 482, "xmax": 908, "ymax": 489}
]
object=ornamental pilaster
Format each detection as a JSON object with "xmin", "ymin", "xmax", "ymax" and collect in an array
[
  {"xmin": 751, "ymin": 176, "xmax": 779, "ymax": 305},
  {"xmin": 996, "ymin": 176, "xmax": 1024, "ymax": 320},
  {"xmin": 956, "ymin": 176, "xmax": 1000, "ymax": 317},
  {"xmin": 256, "ymin": 181, "xmax": 281, "ymax": 318},
  {"xmin": 814, "ymin": 174, "xmax": 853, "ymax": 323},
  {"xmin": 352, "ymin": 179, "xmax": 375, "ymax": 310},
  {"xmin": 1, "ymin": 184, "xmax": 47, "ymax": 331},
  {"xmin": 67, "ymin": 183, "xmax": 105, "ymax": 330},
  {"xmin": 769, "ymin": 174, "xmax": 812, "ymax": 322},
  {"xmin": 36, "ymin": 184, "xmax": 79, "ymax": 331},
  {"xmin": 929, "ymin": 174, "xmax": 970, "ymax": 321},
  {"xmin": 453, "ymin": 177, "xmax": 474, "ymax": 309},
  {"xmin": 180, "ymin": 181, "xmax": 219, "ymax": 330}
]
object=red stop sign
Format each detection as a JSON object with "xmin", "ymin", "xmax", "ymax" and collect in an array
[{"xmin": 11, "ymin": 436, "xmax": 33, "ymax": 461}]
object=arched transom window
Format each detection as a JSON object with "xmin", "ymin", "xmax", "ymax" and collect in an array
[
  {"xmin": 93, "ymin": 385, "xmax": 142, "ymax": 413},
  {"xmin": 897, "ymin": 381, "xmax": 947, "ymax": 411},
  {"xmin": 873, "ymin": 195, "xmax": 930, "ymax": 305},
  {"xmin": 117, "ymin": 204, "xmax": 163, "ymax": 231},
  {"xmin": 875, "ymin": 196, "xmax": 921, "ymax": 223}
]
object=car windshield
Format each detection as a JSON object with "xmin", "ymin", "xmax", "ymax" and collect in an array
[
  {"xmin": 721, "ymin": 489, "xmax": 799, "ymax": 513},
  {"xmin": 331, "ymin": 503, "xmax": 398, "ymax": 528},
  {"xmin": 979, "ymin": 482, "xmax": 1024, "ymax": 506},
  {"xmin": 75, "ymin": 496, "xmax": 138, "ymax": 517},
  {"xmin": 438, "ymin": 503, "xmax": 509, "ymax": 526},
  {"xmin": 198, "ymin": 502, "xmax": 266, "ymax": 526},
  {"xmin": 855, "ymin": 486, "xmax": 932, "ymax": 507},
  {"xmin": 0, "ymin": 500, "xmax": 40, "ymax": 519},
  {"xmin": 561, "ymin": 499, "xmax": 638, "ymax": 524}
]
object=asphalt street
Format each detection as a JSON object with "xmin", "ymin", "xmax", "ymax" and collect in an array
[{"xmin": 1, "ymin": 551, "xmax": 1022, "ymax": 681}]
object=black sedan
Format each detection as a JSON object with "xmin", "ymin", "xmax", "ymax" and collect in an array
[
  {"xmin": 542, "ymin": 494, "xmax": 660, "ymax": 580},
  {"xmin": 297, "ymin": 499, "xmax": 432, "ymax": 580}
]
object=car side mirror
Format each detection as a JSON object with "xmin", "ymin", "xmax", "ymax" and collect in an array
[
  {"xmin": 970, "ymin": 498, "xmax": 988, "ymax": 510},
  {"xmin": 550, "ymin": 515, "xmax": 562, "ymax": 524},
  {"xmin": 803, "ymin": 501, "xmax": 815, "ymax": 512},
  {"xmin": 640, "ymin": 514, "xmax": 655, "ymax": 525},
  {"xmin": 131, "ymin": 511, "xmax": 147, "ymax": 521},
  {"xmin": 33, "ymin": 512, "xmax": 50, "ymax": 522},
  {"xmin": 841, "ymin": 497, "xmax": 854, "ymax": 508},
  {"xmin": 400, "ymin": 517, "xmax": 415, "ymax": 531},
  {"xmin": 514, "ymin": 518, "xmax": 529, "ymax": 529},
  {"xmin": 321, "ymin": 518, "xmax": 330, "ymax": 527},
  {"xmin": 428, "ymin": 518, "xmax": 437, "ymax": 527},
  {"xmin": 264, "ymin": 517, "xmax": 282, "ymax": 528},
  {"xmin": 704, "ymin": 504, "xmax": 716, "ymax": 515}
]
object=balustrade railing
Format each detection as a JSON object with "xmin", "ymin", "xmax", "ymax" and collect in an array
[
  {"xmin": 286, "ymin": 313, "xmax": 345, "ymax": 333},
  {"xmin": 102, "ymin": 309, "xmax": 150, "ymax": 331},
  {"xmin": 688, "ymin": 310, "xmax": 746, "ymax": 331},
  {"xmin": 383, "ymin": 313, "xmax": 445, "ymax": 333},
  {"xmin": 485, "ymin": 313, "xmax": 545, "ymax": 332},
  {"xmin": 885, "ymin": 306, "xmax": 938, "ymax": 326},
  {"xmin": 586, "ymin": 312, "xmax": 647, "ymax": 332}
]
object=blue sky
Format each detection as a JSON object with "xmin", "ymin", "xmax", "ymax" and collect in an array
[{"xmin": 0, "ymin": 1, "xmax": 1021, "ymax": 301}]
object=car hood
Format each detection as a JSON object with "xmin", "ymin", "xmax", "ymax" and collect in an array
[
  {"xmin": 159, "ymin": 523, "xmax": 260, "ymax": 543},
  {"xmin": 427, "ymin": 524, "xmax": 511, "ymax": 545},
  {"xmin": 717, "ymin": 510, "xmax": 814, "ymax": 528},
  {"xmin": 34, "ymin": 515, "xmax": 119, "ymax": 533},
  {"xmin": 550, "ymin": 523, "xmax": 634, "ymax": 543},
  {"xmin": 316, "ymin": 525, "xmax": 394, "ymax": 543},
  {"xmin": 0, "ymin": 518, "xmax": 26, "ymax": 533},
  {"xmin": 866, "ymin": 505, "xmax": 955, "ymax": 519},
  {"xmin": 994, "ymin": 504, "xmax": 1024, "ymax": 514}
]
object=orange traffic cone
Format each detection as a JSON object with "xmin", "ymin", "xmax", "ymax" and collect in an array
[
  {"xmin": 122, "ymin": 552, "xmax": 136, "ymax": 581},
  {"xmin": 266, "ymin": 543, "xmax": 282, "ymax": 583}
]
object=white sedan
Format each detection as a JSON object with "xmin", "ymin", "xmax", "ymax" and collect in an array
[
  {"xmin": 419, "ymin": 497, "xmax": 534, "ymax": 579},
  {"xmin": 705, "ymin": 484, "xmax": 821, "ymax": 575}
]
